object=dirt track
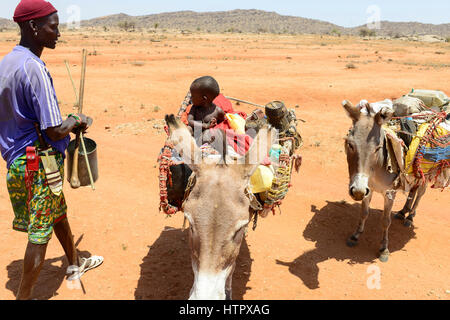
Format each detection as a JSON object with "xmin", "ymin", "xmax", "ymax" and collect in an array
[{"xmin": 0, "ymin": 31, "xmax": 449, "ymax": 300}]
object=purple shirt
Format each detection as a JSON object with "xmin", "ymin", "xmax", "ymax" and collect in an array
[{"xmin": 0, "ymin": 45, "xmax": 69, "ymax": 169}]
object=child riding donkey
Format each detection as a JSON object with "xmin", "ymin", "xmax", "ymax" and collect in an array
[{"xmin": 159, "ymin": 75, "xmax": 303, "ymax": 221}]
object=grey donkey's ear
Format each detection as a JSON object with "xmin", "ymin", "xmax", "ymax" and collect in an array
[
  {"xmin": 342, "ymin": 100, "xmax": 361, "ymax": 122},
  {"xmin": 164, "ymin": 114, "xmax": 202, "ymax": 172},
  {"xmin": 374, "ymin": 107, "xmax": 394, "ymax": 126}
]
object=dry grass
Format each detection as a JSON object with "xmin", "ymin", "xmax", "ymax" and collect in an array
[{"xmin": 129, "ymin": 61, "xmax": 146, "ymax": 67}]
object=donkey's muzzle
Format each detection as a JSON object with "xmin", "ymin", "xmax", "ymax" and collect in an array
[
  {"xmin": 349, "ymin": 174, "xmax": 370, "ymax": 201},
  {"xmin": 350, "ymin": 187, "xmax": 370, "ymax": 201}
]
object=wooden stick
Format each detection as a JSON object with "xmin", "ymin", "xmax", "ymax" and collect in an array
[
  {"xmin": 80, "ymin": 132, "xmax": 96, "ymax": 190},
  {"xmin": 76, "ymin": 51, "xmax": 95, "ymax": 190},
  {"xmin": 78, "ymin": 49, "xmax": 87, "ymax": 114},
  {"xmin": 70, "ymin": 49, "xmax": 87, "ymax": 189},
  {"xmin": 64, "ymin": 60, "xmax": 78, "ymax": 104},
  {"xmin": 68, "ymin": 50, "xmax": 95, "ymax": 190},
  {"xmin": 226, "ymin": 96, "xmax": 307, "ymax": 123},
  {"xmin": 70, "ymin": 131, "xmax": 81, "ymax": 188},
  {"xmin": 225, "ymin": 96, "xmax": 266, "ymax": 108}
]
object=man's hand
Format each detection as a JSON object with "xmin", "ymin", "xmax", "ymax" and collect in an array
[
  {"xmin": 72, "ymin": 114, "xmax": 93, "ymax": 134},
  {"xmin": 46, "ymin": 114, "xmax": 93, "ymax": 142}
]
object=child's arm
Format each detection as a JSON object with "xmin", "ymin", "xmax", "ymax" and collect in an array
[
  {"xmin": 216, "ymin": 107, "xmax": 226, "ymax": 124},
  {"xmin": 205, "ymin": 107, "xmax": 225, "ymax": 129}
]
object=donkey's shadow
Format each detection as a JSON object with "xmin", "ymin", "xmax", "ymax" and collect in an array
[
  {"xmin": 276, "ymin": 201, "xmax": 416, "ymax": 289},
  {"xmin": 134, "ymin": 227, "xmax": 252, "ymax": 300}
]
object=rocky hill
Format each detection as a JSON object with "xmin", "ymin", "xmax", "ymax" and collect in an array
[
  {"xmin": 81, "ymin": 10, "xmax": 450, "ymax": 37},
  {"xmin": 0, "ymin": 18, "xmax": 15, "ymax": 30},
  {"xmin": 0, "ymin": 10, "xmax": 448, "ymax": 37},
  {"xmin": 349, "ymin": 21, "xmax": 450, "ymax": 37},
  {"xmin": 81, "ymin": 10, "xmax": 345, "ymax": 35}
]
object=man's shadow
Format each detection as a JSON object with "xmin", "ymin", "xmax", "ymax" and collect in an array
[
  {"xmin": 276, "ymin": 201, "xmax": 416, "ymax": 289},
  {"xmin": 134, "ymin": 227, "xmax": 252, "ymax": 300},
  {"xmin": 5, "ymin": 235, "xmax": 91, "ymax": 300}
]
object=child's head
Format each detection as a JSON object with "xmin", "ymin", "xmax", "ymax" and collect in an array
[{"xmin": 190, "ymin": 76, "xmax": 220, "ymax": 107}]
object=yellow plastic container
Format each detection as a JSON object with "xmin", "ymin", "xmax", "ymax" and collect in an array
[
  {"xmin": 226, "ymin": 113, "xmax": 246, "ymax": 135},
  {"xmin": 249, "ymin": 165, "xmax": 275, "ymax": 194}
]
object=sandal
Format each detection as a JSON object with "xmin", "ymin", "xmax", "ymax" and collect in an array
[{"xmin": 67, "ymin": 255, "xmax": 104, "ymax": 281}]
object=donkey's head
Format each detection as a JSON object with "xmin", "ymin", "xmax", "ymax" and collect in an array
[
  {"xmin": 165, "ymin": 115, "xmax": 275, "ymax": 300},
  {"xmin": 342, "ymin": 100, "xmax": 393, "ymax": 201}
]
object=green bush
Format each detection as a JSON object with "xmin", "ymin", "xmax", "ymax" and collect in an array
[
  {"xmin": 359, "ymin": 28, "xmax": 376, "ymax": 37},
  {"xmin": 118, "ymin": 21, "xmax": 135, "ymax": 32},
  {"xmin": 330, "ymin": 28, "xmax": 341, "ymax": 37}
]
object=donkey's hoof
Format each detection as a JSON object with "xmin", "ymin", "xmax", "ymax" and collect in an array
[
  {"xmin": 394, "ymin": 212, "xmax": 405, "ymax": 220},
  {"xmin": 346, "ymin": 236, "xmax": 358, "ymax": 247},
  {"xmin": 379, "ymin": 249, "xmax": 390, "ymax": 263},
  {"xmin": 404, "ymin": 219, "xmax": 413, "ymax": 228}
]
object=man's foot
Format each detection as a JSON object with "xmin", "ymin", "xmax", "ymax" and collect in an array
[{"xmin": 67, "ymin": 255, "xmax": 104, "ymax": 281}]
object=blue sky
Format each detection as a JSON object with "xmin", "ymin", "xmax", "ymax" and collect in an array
[{"xmin": 1, "ymin": 0, "xmax": 449, "ymax": 27}]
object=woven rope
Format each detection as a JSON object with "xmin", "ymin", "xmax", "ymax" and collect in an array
[
  {"xmin": 412, "ymin": 114, "xmax": 449, "ymax": 184},
  {"xmin": 158, "ymin": 142, "xmax": 179, "ymax": 215}
]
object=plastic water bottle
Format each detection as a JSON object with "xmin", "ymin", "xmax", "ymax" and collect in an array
[{"xmin": 269, "ymin": 144, "xmax": 282, "ymax": 164}]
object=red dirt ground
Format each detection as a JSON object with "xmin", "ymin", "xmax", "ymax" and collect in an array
[{"xmin": 0, "ymin": 31, "xmax": 448, "ymax": 300}]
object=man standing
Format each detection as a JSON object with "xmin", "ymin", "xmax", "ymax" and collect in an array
[{"xmin": 0, "ymin": 0, "xmax": 103, "ymax": 300}]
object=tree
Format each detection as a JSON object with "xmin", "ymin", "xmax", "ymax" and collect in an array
[
  {"xmin": 331, "ymin": 28, "xmax": 341, "ymax": 37},
  {"xmin": 118, "ymin": 21, "xmax": 135, "ymax": 32},
  {"xmin": 359, "ymin": 28, "xmax": 376, "ymax": 37}
]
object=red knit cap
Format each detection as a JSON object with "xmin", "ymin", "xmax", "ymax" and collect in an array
[{"xmin": 13, "ymin": 0, "xmax": 57, "ymax": 23}]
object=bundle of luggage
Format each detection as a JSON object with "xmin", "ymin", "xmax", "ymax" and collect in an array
[
  {"xmin": 244, "ymin": 101, "xmax": 303, "ymax": 217},
  {"xmin": 362, "ymin": 89, "xmax": 449, "ymax": 190}
]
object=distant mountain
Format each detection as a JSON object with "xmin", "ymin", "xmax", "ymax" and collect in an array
[
  {"xmin": 350, "ymin": 21, "xmax": 450, "ymax": 37},
  {"xmin": 80, "ymin": 10, "xmax": 450, "ymax": 37},
  {"xmin": 81, "ymin": 9, "xmax": 346, "ymax": 34},
  {"xmin": 0, "ymin": 18, "xmax": 15, "ymax": 29},
  {"xmin": 1, "ymin": 10, "xmax": 449, "ymax": 37}
]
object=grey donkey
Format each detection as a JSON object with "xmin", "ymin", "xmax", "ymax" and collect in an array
[
  {"xmin": 342, "ymin": 100, "xmax": 428, "ymax": 262},
  {"xmin": 165, "ymin": 114, "xmax": 276, "ymax": 299}
]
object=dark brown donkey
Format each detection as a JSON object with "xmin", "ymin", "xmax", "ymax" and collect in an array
[{"xmin": 342, "ymin": 100, "xmax": 428, "ymax": 262}]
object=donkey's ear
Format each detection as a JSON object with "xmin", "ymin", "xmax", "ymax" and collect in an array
[
  {"xmin": 342, "ymin": 100, "xmax": 361, "ymax": 122},
  {"xmin": 241, "ymin": 125, "xmax": 277, "ymax": 178},
  {"xmin": 374, "ymin": 107, "xmax": 394, "ymax": 126},
  {"xmin": 165, "ymin": 114, "xmax": 201, "ymax": 172}
]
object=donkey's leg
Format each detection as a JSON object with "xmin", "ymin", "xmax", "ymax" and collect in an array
[
  {"xmin": 404, "ymin": 184, "xmax": 426, "ymax": 227},
  {"xmin": 347, "ymin": 193, "xmax": 372, "ymax": 247},
  {"xmin": 394, "ymin": 186, "xmax": 417, "ymax": 220},
  {"xmin": 379, "ymin": 191, "xmax": 396, "ymax": 262}
]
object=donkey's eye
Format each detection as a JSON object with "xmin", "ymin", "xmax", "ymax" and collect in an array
[
  {"xmin": 374, "ymin": 145, "xmax": 383, "ymax": 153},
  {"xmin": 346, "ymin": 142, "xmax": 355, "ymax": 152}
]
